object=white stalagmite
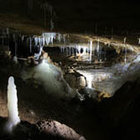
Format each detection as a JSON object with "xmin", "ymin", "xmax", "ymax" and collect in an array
[{"xmin": 5, "ymin": 76, "xmax": 20, "ymax": 132}]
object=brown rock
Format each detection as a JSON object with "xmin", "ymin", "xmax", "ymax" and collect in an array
[
  {"xmin": 64, "ymin": 70, "xmax": 87, "ymax": 90},
  {"xmin": 36, "ymin": 120, "xmax": 86, "ymax": 140}
]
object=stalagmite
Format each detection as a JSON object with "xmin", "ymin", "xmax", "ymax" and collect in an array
[{"xmin": 5, "ymin": 76, "xmax": 20, "ymax": 132}]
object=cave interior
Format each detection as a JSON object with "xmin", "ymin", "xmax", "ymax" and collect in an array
[{"xmin": 0, "ymin": 0, "xmax": 140, "ymax": 140}]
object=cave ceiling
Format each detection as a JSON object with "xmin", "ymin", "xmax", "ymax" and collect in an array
[{"xmin": 0, "ymin": 0, "xmax": 140, "ymax": 33}]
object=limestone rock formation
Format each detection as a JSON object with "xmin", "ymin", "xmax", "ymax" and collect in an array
[
  {"xmin": 36, "ymin": 120, "xmax": 86, "ymax": 140},
  {"xmin": 64, "ymin": 69, "xmax": 87, "ymax": 90},
  {"xmin": 0, "ymin": 117, "xmax": 86, "ymax": 140}
]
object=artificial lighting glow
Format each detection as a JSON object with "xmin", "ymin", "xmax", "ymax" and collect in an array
[
  {"xmin": 86, "ymin": 74, "xmax": 93, "ymax": 88},
  {"xmin": 77, "ymin": 70, "xmax": 93, "ymax": 88},
  {"xmin": 77, "ymin": 70, "xmax": 113, "ymax": 90}
]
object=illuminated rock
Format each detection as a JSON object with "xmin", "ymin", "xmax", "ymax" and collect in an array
[
  {"xmin": 36, "ymin": 120, "xmax": 86, "ymax": 140},
  {"xmin": 97, "ymin": 91, "xmax": 111, "ymax": 101},
  {"xmin": 64, "ymin": 70, "xmax": 87, "ymax": 90},
  {"xmin": 5, "ymin": 76, "xmax": 20, "ymax": 132}
]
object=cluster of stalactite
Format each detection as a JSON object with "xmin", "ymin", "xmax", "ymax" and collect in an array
[
  {"xmin": 0, "ymin": 28, "xmax": 131, "ymax": 63},
  {"xmin": 0, "ymin": 29, "xmax": 66, "ymax": 60}
]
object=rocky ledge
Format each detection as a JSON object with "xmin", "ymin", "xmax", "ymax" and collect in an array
[{"xmin": 0, "ymin": 117, "xmax": 86, "ymax": 140}]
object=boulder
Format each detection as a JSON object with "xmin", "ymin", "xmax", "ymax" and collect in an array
[
  {"xmin": 64, "ymin": 70, "xmax": 87, "ymax": 90},
  {"xmin": 0, "ymin": 117, "xmax": 86, "ymax": 140},
  {"xmin": 36, "ymin": 120, "xmax": 86, "ymax": 140}
]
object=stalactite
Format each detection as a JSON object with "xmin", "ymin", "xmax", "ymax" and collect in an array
[
  {"xmin": 124, "ymin": 37, "xmax": 127, "ymax": 64},
  {"xmin": 40, "ymin": 1, "xmax": 56, "ymax": 30},
  {"xmin": 96, "ymin": 39, "xmax": 100, "ymax": 61},
  {"xmin": 89, "ymin": 40, "xmax": 93, "ymax": 62}
]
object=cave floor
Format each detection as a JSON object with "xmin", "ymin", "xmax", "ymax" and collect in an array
[
  {"xmin": 0, "ymin": 54, "xmax": 113, "ymax": 140},
  {"xmin": 0, "ymin": 49, "xmax": 140, "ymax": 140},
  {"xmin": 0, "ymin": 32, "xmax": 140, "ymax": 140}
]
